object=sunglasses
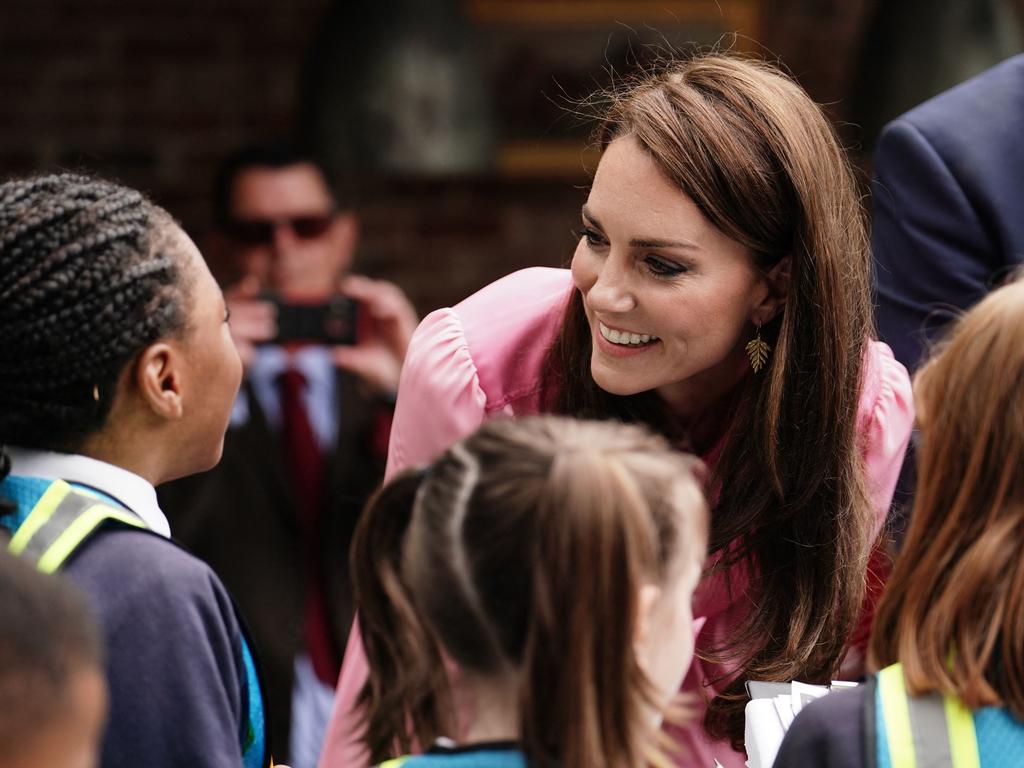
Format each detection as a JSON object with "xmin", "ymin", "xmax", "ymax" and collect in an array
[{"xmin": 224, "ymin": 213, "xmax": 335, "ymax": 246}]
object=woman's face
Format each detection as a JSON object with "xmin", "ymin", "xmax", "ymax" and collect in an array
[
  {"xmin": 173, "ymin": 230, "xmax": 243, "ymax": 476},
  {"xmin": 571, "ymin": 136, "xmax": 771, "ymax": 415}
]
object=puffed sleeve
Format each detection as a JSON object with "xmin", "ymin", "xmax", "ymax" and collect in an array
[
  {"xmin": 385, "ymin": 307, "xmax": 488, "ymax": 480},
  {"xmin": 843, "ymin": 341, "xmax": 915, "ymax": 669},
  {"xmin": 858, "ymin": 340, "xmax": 915, "ymax": 536}
]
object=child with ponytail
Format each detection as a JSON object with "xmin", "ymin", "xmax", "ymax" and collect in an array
[{"xmin": 349, "ymin": 415, "xmax": 708, "ymax": 768}]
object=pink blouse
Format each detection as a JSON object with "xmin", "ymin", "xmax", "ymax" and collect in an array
[{"xmin": 318, "ymin": 267, "xmax": 914, "ymax": 768}]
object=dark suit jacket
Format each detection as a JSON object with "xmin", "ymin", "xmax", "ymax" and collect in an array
[
  {"xmin": 872, "ymin": 53, "xmax": 1024, "ymax": 372},
  {"xmin": 158, "ymin": 370, "xmax": 386, "ymax": 761}
]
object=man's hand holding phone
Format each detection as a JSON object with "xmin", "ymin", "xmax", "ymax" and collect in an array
[
  {"xmin": 225, "ymin": 275, "xmax": 418, "ymax": 395},
  {"xmin": 331, "ymin": 275, "xmax": 419, "ymax": 395}
]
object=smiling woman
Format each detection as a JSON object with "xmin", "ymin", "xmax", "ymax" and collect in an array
[{"xmin": 319, "ymin": 54, "xmax": 915, "ymax": 768}]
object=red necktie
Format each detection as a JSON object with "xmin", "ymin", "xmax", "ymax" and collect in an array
[{"xmin": 278, "ymin": 367, "xmax": 339, "ymax": 685}]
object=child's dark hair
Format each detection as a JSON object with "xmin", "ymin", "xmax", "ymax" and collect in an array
[
  {"xmin": 0, "ymin": 173, "xmax": 191, "ymax": 455},
  {"xmin": 353, "ymin": 416, "xmax": 708, "ymax": 767},
  {"xmin": 0, "ymin": 548, "xmax": 103, "ymax": 755}
]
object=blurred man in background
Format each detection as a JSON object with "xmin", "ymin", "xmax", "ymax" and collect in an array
[{"xmin": 159, "ymin": 145, "xmax": 418, "ymax": 768}]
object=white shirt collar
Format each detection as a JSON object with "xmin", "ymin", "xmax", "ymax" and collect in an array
[{"xmin": 5, "ymin": 447, "xmax": 171, "ymax": 538}]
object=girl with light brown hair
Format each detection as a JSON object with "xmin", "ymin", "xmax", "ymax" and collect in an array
[
  {"xmin": 775, "ymin": 276, "xmax": 1024, "ymax": 766},
  {"xmin": 352, "ymin": 416, "xmax": 708, "ymax": 768},
  {"xmin": 320, "ymin": 53, "xmax": 914, "ymax": 767}
]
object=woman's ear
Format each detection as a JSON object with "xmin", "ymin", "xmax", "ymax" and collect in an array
[
  {"xmin": 134, "ymin": 342, "xmax": 185, "ymax": 420},
  {"xmin": 751, "ymin": 255, "xmax": 792, "ymax": 326}
]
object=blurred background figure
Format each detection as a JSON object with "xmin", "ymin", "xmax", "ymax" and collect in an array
[
  {"xmin": 868, "ymin": 53, "xmax": 1024, "ymax": 532},
  {"xmin": 159, "ymin": 145, "xmax": 417, "ymax": 768},
  {"xmin": 0, "ymin": 548, "xmax": 106, "ymax": 768},
  {"xmin": 872, "ymin": 53, "xmax": 1024, "ymax": 374}
]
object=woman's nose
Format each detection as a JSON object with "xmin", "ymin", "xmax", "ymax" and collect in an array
[{"xmin": 587, "ymin": 257, "xmax": 637, "ymax": 314}]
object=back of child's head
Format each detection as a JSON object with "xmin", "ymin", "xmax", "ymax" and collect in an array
[
  {"xmin": 353, "ymin": 415, "xmax": 708, "ymax": 767},
  {"xmin": 869, "ymin": 275, "xmax": 1024, "ymax": 714},
  {"xmin": 0, "ymin": 548, "xmax": 106, "ymax": 768}
]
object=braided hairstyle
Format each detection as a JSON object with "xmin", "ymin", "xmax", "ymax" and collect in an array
[{"xmin": 0, "ymin": 174, "xmax": 192, "ymax": 462}]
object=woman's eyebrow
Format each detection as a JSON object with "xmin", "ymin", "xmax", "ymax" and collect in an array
[
  {"xmin": 583, "ymin": 205, "xmax": 698, "ymax": 251},
  {"xmin": 630, "ymin": 236, "xmax": 699, "ymax": 251}
]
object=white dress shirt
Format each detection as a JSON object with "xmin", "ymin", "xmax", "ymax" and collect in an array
[
  {"xmin": 230, "ymin": 344, "xmax": 338, "ymax": 451},
  {"xmin": 5, "ymin": 447, "xmax": 170, "ymax": 538}
]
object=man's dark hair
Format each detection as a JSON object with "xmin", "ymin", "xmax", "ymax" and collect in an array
[
  {"xmin": 0, "ymin": 548, "xmax": 102, "ymax": 755},
  {"xmin": 0, "ymin": 173, "xmax": 191, "ymax": 453},
  {"xmin": 212, "ymin": 144, "xmax": 346, "ymax": 227}
]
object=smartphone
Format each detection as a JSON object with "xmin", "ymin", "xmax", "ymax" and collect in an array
[{"xmin": 262, "ymin": 294, "xmax": 362, "ymax": 346}]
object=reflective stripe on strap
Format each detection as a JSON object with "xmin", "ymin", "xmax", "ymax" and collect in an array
[
  {"xmin": 877, "ymin": 663, "xmax": 981, "ymax": 768},
  {"xmin": 8, "ymin": 480, "xmax": 146, "ymax": 573},
  {"xmin": 907, "ymin": 691, "xmax": 954, "ymax": 768},
  {"xmin": 8, "ymin": 479, "xmax": 73, "ymax": 555},
  {"xmin": 879, "ymin": 664, "xmax": 918, "ymax": 767},
  {"xmin": 943, "ymin": 694, "xmax": 981, "ymax": 768}
]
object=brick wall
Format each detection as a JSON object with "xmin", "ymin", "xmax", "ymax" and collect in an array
[
  {"xmin": 0, "ymin": 0, "xmax": 328, "ymax": 241},
  {"xmin": 0, "ymin": 0, "xmax": 588, "ymax": 315},
  {"xmin": 5, "ymin": 0, "xmax": 924, "ymax": 316}
]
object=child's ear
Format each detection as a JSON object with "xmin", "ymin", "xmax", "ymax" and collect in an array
[
  {"xmin": 134, "ymin": 342, "xmax": 185, "ymax": 420},
  {"xmin": 752, "ymin": 255, "xmax": 791, "ymax": 326},
  {"xmin": 633, "ymin": 583, "xmax": 662, "ymax": 651}
]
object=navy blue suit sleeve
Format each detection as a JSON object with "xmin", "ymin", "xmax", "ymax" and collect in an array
[
  {"xmin": 871, "ymin": 119, "xmax": 997, "ymax": 371},
  {"xmin": 65, "ymin": 529, "xmax": 250, "ymax": 768},
  {"xmin": 772, "ymin": 688, "xmax": 867, "ymax": 768}
]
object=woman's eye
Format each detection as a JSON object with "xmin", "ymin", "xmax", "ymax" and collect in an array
[
  {"xmin": 576, "ymin": 226, "xmax": 605, "ymax": 248},
  {"xmin": 645, "ymin": 256, "xmax": 686, "ymax": 277}
]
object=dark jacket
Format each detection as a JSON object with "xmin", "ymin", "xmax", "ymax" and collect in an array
[{"xmin": 872, "ymin": 53, "xmax": 1024, "ymax": 373}]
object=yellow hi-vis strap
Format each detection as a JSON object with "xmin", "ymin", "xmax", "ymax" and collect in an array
[
  {"xmin": 879, "ymin": 664, "xmax": 917, "ymax": 768},
  {"xmin": 379, "ymin": 759, "xmax": 411, "ymax": 767},
  {"xmin": 944, "ymin": 694, "xmax": 981, "ymax": 768},
  {"xmin": 877, "ymin": 663, "xmax": 981, "ymax": 768},
  {"xmin": 8, "ymin": 480, "xmax": 147, "ymax": 574}
]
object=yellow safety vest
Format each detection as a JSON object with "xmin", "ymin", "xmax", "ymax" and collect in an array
[
  {"xmin": 7, "ymin": 479, "xmax": 147, "ymax": 572},
  {"xmin": 876, "ymin": 662, "xmax": 981, "ymax": 768}
]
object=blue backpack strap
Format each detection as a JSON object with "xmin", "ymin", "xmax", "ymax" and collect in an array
[{"xmin": 8, "ymin": 479, "xmax": 146, "ymax": 572}]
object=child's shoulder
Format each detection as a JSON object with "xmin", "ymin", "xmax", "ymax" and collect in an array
[{"xmin": 378, "ymin": 742, "xmax": 527, "ymax": 768}]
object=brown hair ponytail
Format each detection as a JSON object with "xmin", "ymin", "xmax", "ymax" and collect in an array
[
  {"xmin": 521, "ymin": 446, "xmax": 693, "ymax": 767},
  {"xmin": 353, "ymin": 416, "xmax": 708, "ymax": 767},
  {"xmin": 351, "ymin": 470, "xmax": 453, "ymax": 761}
]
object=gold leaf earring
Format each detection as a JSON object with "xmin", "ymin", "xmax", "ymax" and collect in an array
[
  {"xmin": 92, "ymin": 384, "xmax": 100, "ymax": 402},
  {"xmin": 745, "ymin": 324, "xmax": 771, "ymax": 373}
]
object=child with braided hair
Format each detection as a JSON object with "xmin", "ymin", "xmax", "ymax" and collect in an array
[
  {"xmin": 351, "ymin": 415, "xmax": 709, "ymax": 768},
  {"xmin": 0, "ymin": 174, "xmax": 272, "ymax": 768}
]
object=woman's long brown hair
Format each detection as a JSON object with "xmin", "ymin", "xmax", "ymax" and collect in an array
[
  {"xmin": 869, "ymin": 277, "xmax": 1024, "ymax": 715},
  {"xmin": 543, "ymin": 54, "xmax": 876, "ymax": 747},
  {"xmin": 352, "ymin": 416, "xmax": 708, "ymax": 767}
]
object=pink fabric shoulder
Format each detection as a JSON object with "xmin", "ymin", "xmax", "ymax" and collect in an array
[
  {"xmin": 384, "ymin": 267, "xmax": 573, "ymax": 479},
  {"xmin": 856, "ymin": 339, "xmax": 914, "ymax": 534}
]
